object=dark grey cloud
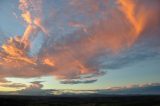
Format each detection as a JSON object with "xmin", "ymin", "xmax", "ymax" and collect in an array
[
  {"xmin": 95, "ymin": 83, "xmax": 160, "ymax": 95},
  {"xmin": 60, "ymin": 79, "xmax": 97, "ymax": 84}
]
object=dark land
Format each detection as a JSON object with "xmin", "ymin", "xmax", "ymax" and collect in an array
[{"xmin": 0, "ymin": 95, "xmax": 160, "ymax": 106}]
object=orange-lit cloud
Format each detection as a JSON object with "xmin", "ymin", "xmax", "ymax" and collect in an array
[
  {"xmin": 0, "ymin": 36, "xmax": 36, "ymax": 65},
  {"xmin": 43, "ymin": 58, "xmax": 55, "ymax": 67},
  {"xmin": 117, "ymin": 0, "xmax": 160, "ymax": 44},
  {"xmin": 34, "ymin": 18, "xmax": 48, "ymax": 36},
  {"xmin": 21, "ymin": 11, "xmax": 32, "ymax": 24},
  {"xmin": 118, "ymin": 0, "xmax": 143, "ymax": 35},
  {"xmin": 19, "ymin": 0, "xmax": 47, "ymax": 47}
]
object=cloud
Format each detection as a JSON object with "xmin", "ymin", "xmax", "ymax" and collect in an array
[
  {"xmin": 0, "ymin": 0, "xmax": 160, "ymax": 84},
  {"xmin": 27, "ymin": 81, "xmax": 44, "ymax": 89},
  {"xmin": 17, "ymin": 81, "xmax": 53, "ymax": 95},
  {"xmin": 0, "ymin": 83, "xmax": 27, "ymax": 88},
  {"xmin": 60, "ymin": 79, "xmax": 97, "ymax": 84},
  {"xmin": 0, "ymin": 82, "xmax": 160, "ymax": 95},
  {"xmin": 38, "ymin": 0, "xmax": 160, "ymax": 83},
  {"xmin": 98, "ymin": 83, "xmax": 160, "ymax": 95}
]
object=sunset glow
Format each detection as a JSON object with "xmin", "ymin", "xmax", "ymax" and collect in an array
[{"xmin": 0, "ymin": 0, "xmax": 160, "ymax": 95}]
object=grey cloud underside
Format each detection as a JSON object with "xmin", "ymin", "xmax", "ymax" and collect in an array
[{"xmin": 102, "ymin": 27, "xmax": 160, "ymax": 70}]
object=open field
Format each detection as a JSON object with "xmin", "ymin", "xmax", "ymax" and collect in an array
[{"xmin": 0, "ymin": 95, "xmax": 160, "ymax": 106}]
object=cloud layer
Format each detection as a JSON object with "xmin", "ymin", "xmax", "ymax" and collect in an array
[
  {"xmin": 0, "ymin": 0, "xmax": 160, "ymax": 84},
  {"xmin": 1, "ymin": 82, "xmax": 160, "ymax": 95}
]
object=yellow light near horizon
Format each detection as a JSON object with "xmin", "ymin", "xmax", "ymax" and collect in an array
[{"xmin": 0, "ymin": 86, "xmax": 19, "ymax": 92}]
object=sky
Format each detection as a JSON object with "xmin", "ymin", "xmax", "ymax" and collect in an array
[{"xmin": 0, "ymin": 0, "xmax": 160, "ymax": 95}]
